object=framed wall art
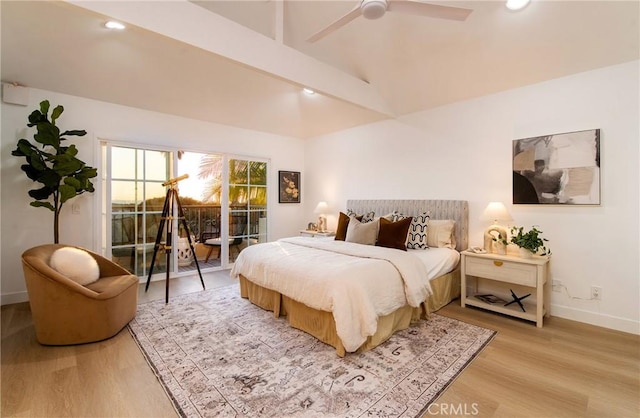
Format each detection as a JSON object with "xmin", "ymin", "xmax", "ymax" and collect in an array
[
  {"xmin": 278, "ymin": 171, "xmax": 300, "ymax": 203},
  {"xmin": 512, "ymin": 129, "xmax": 600, "ymax": 205}
]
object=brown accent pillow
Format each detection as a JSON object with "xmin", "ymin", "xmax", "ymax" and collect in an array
[
  {"xmin": 335, "ymin": 212, "xmax": 350, "ymax": 241},
  {"xmin": 334, "ymin": 212, "xmax": 363, "ymax": 241},
  {"xmin": 376, "ymin": 217, "xmax": 412, "ymax": 251}
]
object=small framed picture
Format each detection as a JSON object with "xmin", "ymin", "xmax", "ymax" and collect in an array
[{"xmin": 278, "ymin": 171, "xmax": 300, "ymax": 203}]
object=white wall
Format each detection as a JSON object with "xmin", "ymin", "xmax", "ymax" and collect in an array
[
  {"xmin": 305, "ymin": 61, "xmax": 640, "ymax": 334},
  {"xmin": 1, "ymin": 89, "xmax": 306, "ymax": 304}
]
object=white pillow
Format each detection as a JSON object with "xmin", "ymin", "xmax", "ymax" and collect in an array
[
  {"xmin": 345, "ymin": 216, "xmax": 379, "ymax": 245},
  {"xmin": 427, "ymin": 219, "xmax": 456, "ymax": 249},
  {"xmin": 50, "ymin": 247, "xmax": 100, "ymax": 286}
]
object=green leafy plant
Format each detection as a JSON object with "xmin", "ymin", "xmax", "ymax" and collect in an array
[
  {"xmin": 510, "ymin": 226, "xmax": 551, "ymax": 256},
  {"xmin": 11, "ymin": 100, "xmax": 97, "ymax": 243}
]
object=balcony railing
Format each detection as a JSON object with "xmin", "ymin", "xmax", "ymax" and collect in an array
[{"xmin": 111, "ymin": 204, "xmax": 266, "ymax": 276}]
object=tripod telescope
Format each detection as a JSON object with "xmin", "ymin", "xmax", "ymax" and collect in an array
[{"xmin": 145, "ymin": 174, "xmax": 205, "ymax": 303}]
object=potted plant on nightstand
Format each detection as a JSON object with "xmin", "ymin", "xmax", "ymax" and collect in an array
[{"xmin": 510, "ymin": 226, "xmax": 551, "ymax": 258}]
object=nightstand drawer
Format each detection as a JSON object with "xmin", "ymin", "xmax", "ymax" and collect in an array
[{"xmin": 465, "ymin": 257, "xmax": 536, "ymax": 287}]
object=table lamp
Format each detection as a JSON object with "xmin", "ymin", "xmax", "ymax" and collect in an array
[
  {"xmin": 480, "ymin": 202, "xmax": 513, "ymax": 254},
  {"xmin": 314, "ymin": 201, "xmax": 329, "ymax": 233}
]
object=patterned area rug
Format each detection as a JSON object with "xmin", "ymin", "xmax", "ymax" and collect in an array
[{"xmin": 129, "ymin": 284, "xmax": 495, "ymax": 418}]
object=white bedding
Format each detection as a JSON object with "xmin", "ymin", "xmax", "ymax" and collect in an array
[
  {"xmin": 408, "ymin": 247, "xmax": 460, "ymax": 281},
  {"xmin": 230, "ymin": 237, "xmax": 458, "ymax": 352}
]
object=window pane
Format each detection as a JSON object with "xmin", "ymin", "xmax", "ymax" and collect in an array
[
  {"xmin": 249, "ymin": 211, "xmax": 265, "ymax": 236},
  {"xmin": 230, "ymin": 211, "xmax": 247, "ymax": 237},
  {"xmin": 112, "ymin": 147, "xmax": 136, "ymax": 179},
  {"xmin": 145, "ymin": 150, "xmax": 169, "ymax": 181},
  {"xmin": 112, "ymin": 180, "xmax": 139, "ymax": 212},
  {"xmin": 138, "ymin": 213, "xmax": 160, "ymax": 245},
  {"xmin": 250, "ymin": 161, "xmax": 267, "ymax": 185},
  {"xmin": 145, "ymin": 182, "xmax": 168, "ymax": 212},
  {"xmin": 229, "ymin": 185, "xmax": 249, "ymax": 206},
  {"xmin": 229, "ymin": 159, "xmax": 248, "ymax": 184},
  {"xmin": 112, "ymin": 214, "xmax": 136, "ymax": 246},
  {"xmin": 249, "ymin": 186, "xmax": 267, "ymax": 207}
]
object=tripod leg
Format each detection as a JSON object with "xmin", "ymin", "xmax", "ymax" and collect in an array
[
  {"xmin": 175, "ymin": 194, "xmax": 206, "ymax": 290},
  {"xmin": 164, "ymin": 189, "xmax": 175, "ymax": 304},
  {"xmin": 145, "ymin": 188, "xmax": 172, "ymax": 292}
]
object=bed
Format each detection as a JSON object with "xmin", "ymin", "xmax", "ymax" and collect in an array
[{"xmin": 230, "ymin": 199, "xmax": 468, "ymax": 356}]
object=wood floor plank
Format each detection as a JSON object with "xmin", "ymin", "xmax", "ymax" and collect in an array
[{"xmin": 2, "ymin": 271, "xmax": 638, "ymax": 418}]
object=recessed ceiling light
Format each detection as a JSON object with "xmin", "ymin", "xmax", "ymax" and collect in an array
[
  {"xmin": 303, "ymin": 88, "xmax": 315, "ymax": 95},
  {"xmin": 506, "ymin": 0, "xmax": 530, "ymax": 11},
  {"xmin": 105, "ymin": 21, "xmax": 125, "ymax": 30}
]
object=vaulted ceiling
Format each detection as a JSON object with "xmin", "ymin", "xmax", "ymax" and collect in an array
[{"xmin": 2, "ymin": 1, "xmax": 638, "ymax": 138}]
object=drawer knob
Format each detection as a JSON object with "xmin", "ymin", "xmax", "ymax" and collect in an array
[{"xmin": 493, "ymin": 261, "xmax": 503, "ymax": 267}]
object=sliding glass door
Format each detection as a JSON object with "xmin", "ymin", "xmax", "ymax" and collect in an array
[
  {"xmin": 108, "ymin": 146, "xmax": 171, "ymax": 277},
  {"xmin": 227, "ymin": 159, "xmax": 267, "ymax": 264},
  {"xmin": 103, "ymin": 144, "xmax": 268, "ymax": 277}
]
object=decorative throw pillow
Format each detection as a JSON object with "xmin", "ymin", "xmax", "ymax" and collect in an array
[
  {"xmin": 335, "ymin": 212, "xmax": 350, "ymax": 241},
  {"xmin": 347, "ymin": 209, "xmax": 375, "ymax": 223},
  {"xmin": 427, "ymin": 219, "xmax": 456, "ymax": 249},
  {"xmin": 377, "ymin": 217, "xmax": 412, "ymax": 251},
  {"xmin": 50, "ymin": 247, "xmax": 100, "ymax": 286},
  {"xmin": 345, "ymin": 216, "xmax": 379, "ymax": 245},
  {"xmin": 389, "ymin": 210, "xmax": 406, "ymax": 222},
  {"xmin": 335, "ymin": 212, "xmax": 363, "ymax": 241},
  {"xmin": 381, "ymin": 212, "xmax": 396, "ymax": 221},
  {"xmin": 407, "ymin": 212, "xmax": 430, "ymax": 249}
]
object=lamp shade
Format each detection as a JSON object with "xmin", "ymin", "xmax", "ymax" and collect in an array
[
  {"xmin": 480, "ymin": 202, "xmax": 513, "ymax": 223},
  {"xmin": 314, "ymin": 201, "xmax": 329, "ymax": 214}
]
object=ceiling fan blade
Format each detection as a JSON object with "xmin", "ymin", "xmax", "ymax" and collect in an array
[
  {"xmin": 387, "ymin": 0, "xmax": 472, "ymax": 21},
  {"xmin": 307, "ymin": 4, "xmax": 363, "ymax": 43}
]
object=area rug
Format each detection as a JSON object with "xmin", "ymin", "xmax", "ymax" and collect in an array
[{"xmin": 129, "ymin": 284, "xmax": 495, "ymax": 418}]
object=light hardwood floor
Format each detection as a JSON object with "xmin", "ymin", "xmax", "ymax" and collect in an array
[{"xmin": 2, "ymin": 272, "xmax": 638, "ymax": 417}]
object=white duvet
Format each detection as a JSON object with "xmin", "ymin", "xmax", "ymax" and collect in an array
[{"xmin": 230, "ymin": 237, "xmax": 456, "ymax": 352}]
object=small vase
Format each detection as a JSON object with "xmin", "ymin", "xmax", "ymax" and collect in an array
[
  {"xmin": 495, "ymin": 242, "xmax": 507, "ymax": 255},
  {"xmin": 519, "ymin": 247, "xmax": 533, "ymax": 259}
]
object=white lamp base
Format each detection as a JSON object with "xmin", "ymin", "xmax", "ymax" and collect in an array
[
  {"xmin": 317, "ymin": 215, "xmax": 327, "ymax": 233},
  {"xmin": 484, "ymin": 224, "xmax": 508, "ymax": 254}
]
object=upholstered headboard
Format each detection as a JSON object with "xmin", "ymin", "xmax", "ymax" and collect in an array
[{"xmin": 346, "ymin": 199, "xmax": 469, "ymax": 252}]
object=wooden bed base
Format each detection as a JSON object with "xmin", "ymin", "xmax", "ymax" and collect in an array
[{"xmin": 239, "ymin": 268, "xmax": 460, "ymax": 357}]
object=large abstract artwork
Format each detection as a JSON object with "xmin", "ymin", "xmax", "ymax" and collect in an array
[{"xmin": 512, "ymin": 129, "xmax": 600, "ymax": 205}]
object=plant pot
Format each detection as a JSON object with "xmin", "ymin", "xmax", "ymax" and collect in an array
[{"xmin": 518, "ymin": 247, "xmax": 534, "ymax": 259}]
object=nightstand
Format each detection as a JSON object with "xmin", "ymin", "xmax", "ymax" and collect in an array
[
  {"xmin": 299, "ymin": 230, "xmax": 335, "ymax": 238},
  {"xmin": 461, "ymin": 251, "xmax": 550, "ymax": 327}
]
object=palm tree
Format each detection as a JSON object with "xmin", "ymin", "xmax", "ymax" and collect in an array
[{"xmin": 197, "ymin": 156, "xmax": 266, "ymax": 205}]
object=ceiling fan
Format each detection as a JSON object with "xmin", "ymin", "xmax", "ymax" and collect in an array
[{"xmin": 307, "ymin": 0, "xmax": 473, "ymax": 43}]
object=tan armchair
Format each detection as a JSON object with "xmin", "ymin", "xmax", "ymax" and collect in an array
[{"xmin": 21, "ymin": 244, "xmax": 139, "ymax": 345}]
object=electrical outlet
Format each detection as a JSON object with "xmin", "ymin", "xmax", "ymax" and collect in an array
[
  {"xmin": 591, "ymin": 286, "xmax": 602, "ymax": 300},
  {"xmin": 552, "ymin": 280, "xmax": 562, "ymax": 292}
]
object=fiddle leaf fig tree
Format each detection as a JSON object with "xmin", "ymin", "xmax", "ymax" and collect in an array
[{"xmin": 11, "ymin": 100, "xmax": 97, "ymax": 243}]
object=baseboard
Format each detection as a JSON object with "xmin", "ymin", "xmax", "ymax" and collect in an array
[
  {"xmin": 1, "ymin": 290, "xmax": 29, "ymax": 306},
  {"xmin": 551, "ymin": 303, "xmax": 639, "ymax": 335}
]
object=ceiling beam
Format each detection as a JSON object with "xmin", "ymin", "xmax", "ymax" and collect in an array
[{"xmin": 66, "ymin": 0, "xmax": 394, "ymax": 117}]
